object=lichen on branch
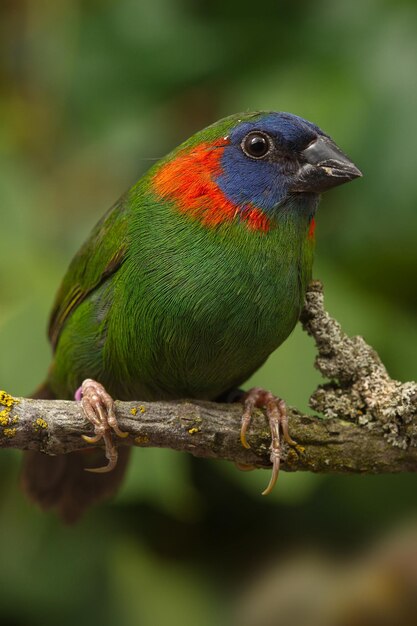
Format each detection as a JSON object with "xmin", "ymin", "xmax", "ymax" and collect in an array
[
  {"xmin": 300, "ymin": 281, "xmax": 417, "ymax": 450},
  {"xmin": 1, "ymin": 281, "xmax": 416, "ymax": 474}
]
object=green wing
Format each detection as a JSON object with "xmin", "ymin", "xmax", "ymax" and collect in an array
[{"xmin": 48, "ymin": 194, "xmax": 130, "ymax": 349}]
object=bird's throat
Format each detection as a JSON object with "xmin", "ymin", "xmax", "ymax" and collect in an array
[{"xmin": 152, "ymin": 140, "xmax": 271, "ymax": 232}]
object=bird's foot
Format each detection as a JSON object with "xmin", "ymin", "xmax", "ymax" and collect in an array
[
  {"xmin": 240, "ymin": 387, "xmax": 296, "ymax": 496},
  {"xmin": 75, "ymin": 378, "xmax": 128, "ymax": 473}
]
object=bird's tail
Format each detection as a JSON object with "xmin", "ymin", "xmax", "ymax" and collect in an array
[{"xmin": 21, "ymin": 381, "xmax": 130, "ymax": 523}]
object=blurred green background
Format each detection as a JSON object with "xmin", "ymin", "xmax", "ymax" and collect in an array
[{"xmin": 1, "ymin": 1, "xmax": 417, "ymax": 625}]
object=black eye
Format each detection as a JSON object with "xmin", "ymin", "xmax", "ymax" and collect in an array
[{"xmin": 241, "ymin": 131, "xmax": 273, "ymax": 159}]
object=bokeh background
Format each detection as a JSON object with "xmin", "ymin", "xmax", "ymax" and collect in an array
[{"xmin": 1, "ymin": 1, "xmax": 417, "ymax": 625}]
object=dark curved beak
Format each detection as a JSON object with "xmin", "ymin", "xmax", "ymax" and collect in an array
[{"xmin": 291, "ymin": 136, "xmax": 362, "ymax": 193}]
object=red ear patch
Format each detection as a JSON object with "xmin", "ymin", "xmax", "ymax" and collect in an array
[
  {"xmin": 152, "ymin": 140, "xmax": 270, "ymax": 232},
  {"xmin": 308, "ymin": 217, "xmax": 316, "ymax": 240}
]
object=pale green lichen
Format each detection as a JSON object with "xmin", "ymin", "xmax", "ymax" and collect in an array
[{"xmin": 301, "ymin": 282, "xmax": 417, "ymax": 450}]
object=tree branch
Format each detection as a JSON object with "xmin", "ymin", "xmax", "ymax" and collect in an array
[{"xmin": 1, "ymin": 281, "xmax": 416, "ymax": 473}]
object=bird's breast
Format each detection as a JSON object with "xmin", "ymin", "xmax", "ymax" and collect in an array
[{"xmin": 109, "ymin": 212, "xmax": 312, "ymax": 401}]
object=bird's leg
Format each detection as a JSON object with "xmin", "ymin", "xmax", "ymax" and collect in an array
[
  {"xmin": 240, "ymin": 387, "xmax": 297, "ymax": 495},
  {"xmin": 75, "ymin": 378, "xmax": 128, "ymax": 473}
]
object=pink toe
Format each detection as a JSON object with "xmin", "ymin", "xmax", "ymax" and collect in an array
[{"xmin": 74, "ymin": 386, "xmax": 83, "ymax": 402}]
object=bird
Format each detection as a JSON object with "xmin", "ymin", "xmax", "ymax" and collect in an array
[{"xmin": 21, "ymin": 111, "xmax": 361, "ymax": 522}]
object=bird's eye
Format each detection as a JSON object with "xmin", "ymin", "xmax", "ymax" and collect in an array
[{"xmin": 241, "ymin": 132, "xmax": 273, "ymax": 159}]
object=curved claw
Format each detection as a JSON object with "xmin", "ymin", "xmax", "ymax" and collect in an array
[
  {"xmin": 285, "ymin": 433, "xmax": 297, "ymax": 447},
  {"xmin": 261, "ymin": 472, "xmax": 278, "ymax": 496},
  {"xmin": 240, "ymin": 425, "xmax": 251, "ymax": 449},
  {"xmin": 235, "ymin": 462, "xmax": 256, "ymax": 472},
  {"xmin": 113, "ymin": 425, "xmax": 129, "ymax": 439},
  {"xmin": 261, "ymin": 452, "xmax": 280, "ymax": 496},
  {"xmin": 86, "ymin": 431, "xmax": 118, "ymax": 473},
  {"xmin": 85, "ymin": 459, "xmax": 117, "ymax": 474},
  {"xmin": 76, "ymin": 379, "xmax": 127, "ymax": 474},
  {"xmin": 82, "ymin": 434, "xmax": 102, "ymax": 444},
  {"xmin": 239, "ymin": 387, "xmax": 296, "ymax": 496},
  {"xmin": 240, "ymin": 401, "xmax": 256, "ymax": 449}
]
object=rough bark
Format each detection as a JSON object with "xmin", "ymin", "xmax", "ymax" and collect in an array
[{"xmin": 1, "ymin": 281, "xmax": 416, "ymax": 473}]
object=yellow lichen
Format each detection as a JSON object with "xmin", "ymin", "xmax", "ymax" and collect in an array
[
  {"xmin": 130, "ymin": 406, "xmax": 145, "ymax": 416},
  {"xmin": 0, "ymin": 393, "xmax": 19, "ymax": 436},
  {"xmin": 178, "ymin": 409, "xmax": 202, "ymax": 432},
  {"xmin": 33, "ymin": 418, "xmax": 48, "ymax": 431},
  {"xmin": 135, "ymin": 435, "xmax": 150, "ymax": 445},
  {"xmin": 0, "ymin": 391, "xmax": 19, "ymax": 408},
  {"xmin": 0, "ymin": 410, "xmax": 9, "ymax": 427},
  {"xmin": 3, "ymin": 428, "xmax": 16, "ymax": 438}
]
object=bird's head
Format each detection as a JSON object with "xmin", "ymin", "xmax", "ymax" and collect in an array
[{"xmin": 152, "ymin": 111, "xmax": 362, "ymax": 232}]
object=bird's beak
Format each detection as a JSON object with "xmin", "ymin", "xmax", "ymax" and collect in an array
[{"xmin": 291, "ymin": 135, "xmax": 362, "ymax": 193}]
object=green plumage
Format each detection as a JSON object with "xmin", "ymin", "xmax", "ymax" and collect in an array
[
  {"xmin": 48, "ymin": 126, "xmax": 315, "ymax": 401},
  {"xmin": 24, "ymin": 111, "xmax": 360, "ymax": 521},
  {"xmin": 50, "ymin": 196, "xmax": 315, "ymax": 401}
]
